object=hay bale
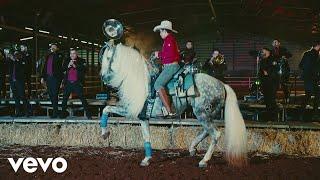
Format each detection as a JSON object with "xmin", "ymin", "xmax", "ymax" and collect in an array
[
  {"xmin": 58, "ymin": 124, "xmax": 105, "ymax": 147},
  {"xmin": 150, "ymin": 126, "xmax": 171, "ymax": 149},
  {"xmin": 0, "ymin": 123, "xmax": 320, "ymax": 156},
  {"xmin": 0, "ymin": 123, "xmax": 59, "ymax": 145}
]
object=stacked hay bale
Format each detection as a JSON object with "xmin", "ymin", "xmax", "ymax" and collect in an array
[{"xmin": 0, "ymin": 123, "xmax": 319, "ymax": 156}]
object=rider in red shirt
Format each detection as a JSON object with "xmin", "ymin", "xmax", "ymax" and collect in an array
[{"xmin": 154, "ymin": 20, "xmax": 180, "ymax": 117}]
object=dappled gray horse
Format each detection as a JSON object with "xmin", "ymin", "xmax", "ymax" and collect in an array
[{"xmin": 99, "ymin": 42, "xmax": 247, "ymax": 168}]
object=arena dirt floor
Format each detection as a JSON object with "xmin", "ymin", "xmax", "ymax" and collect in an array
[{"xmin": 0, "ymin": 145, "xmax": 319, "ymax": 180}]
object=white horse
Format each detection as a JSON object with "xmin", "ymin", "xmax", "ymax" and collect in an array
[{"xmin": 99, "ymin": 42, "xmax": 247, "ymax": 167}]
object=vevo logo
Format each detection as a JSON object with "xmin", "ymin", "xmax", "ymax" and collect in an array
[{"xmin": 8, "ymin": 157, "xmax": 67, "ymax": 173}]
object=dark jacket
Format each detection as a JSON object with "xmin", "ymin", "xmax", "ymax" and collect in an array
[
  {"xmin": 259, "ymin": 56, "xmax": 279, "ymax": 81},
  {"xmin": 7, "ymin": 55, "xmax": 28, "ymax": 82},
  {"xmin": 272, "ymin": 46, "xmax": 292, "ymax": 59},
  {"xmin": 299, "ymin": 49, "xmax": 320, "ymax": 81},
  {"xmin": 0, "ymin": 49, "xmax": 5, "ymax": 77},
  {"xmin": 62, "ymin": 57, "xmax": 86, "ymax": 84},
  {"xmin": 181, "ymin": 48, "xmax": 196, "ymax": 64},
  {"xmin": 21, "ymin": 51, "xmax": 32, "ymax": 79},
  {"xmin": 41, "ymin": 52, "xmax": 64, "ymax": 80}
]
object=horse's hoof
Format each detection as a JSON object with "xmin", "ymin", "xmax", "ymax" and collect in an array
[
  {"xmin": 140, "ymin": 160, "xmax": 150, "ymax": 167},
  {"xmin": 189, "ymin": 150, "xmax": 196, "ymax": 157},
  {"xmin": 199, "ymin": 161, "xmax": 208, "ymax": 168},
  {"xmin": 101, "ymin": 131, "xmax": 110, "ymax": 140},
  {"xmin": 140, "ymin": 157, "xmax": 151, "ymax": 167}
]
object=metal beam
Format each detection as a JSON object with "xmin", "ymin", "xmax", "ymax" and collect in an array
[
  {"xmin": 208, "ymin": 0, "xmax": 217, "ymax": 21},
  {"xmin": 0, "ymin": 24, "xmax": 99, "ymax": 50}
]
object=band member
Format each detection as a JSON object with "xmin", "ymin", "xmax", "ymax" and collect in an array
[
  {"xmin": 153, "ymin": 20, "xmax": 180, "ymax": 117},
  {"xmin": 204, "ymin": 49, "xmax": 227, "ymax": 82},
  {"xmin": 6, "ymin": 47, "xmax": 31, "ymax": 117},
  {"xmin": 60, "ymin": 48, "xmax": 91, "ymax": 119},
  {"xmin": 259, "ymin": 47, "xmax": 279, "ymax": 120},
  {"xmin": 41, "ymin": 43, "xmax": 64, "ymax": 118},
  {"xmin": 299, "ymin": 40, "xmax": 320, "ymax": 113},
  {"xmin": 20, "ymin": 44, "xmax": 32, "ymax": 98},
  {"xmin": 0, "ymin": 48, "xmax": 6, "ymax": 99},
  {"xmin": 180, "ymin": 40, "xmax": 196, "ymax": 65},
  {"xmin": 271, "ymin": 39, "xmax": 292, "ymax": 103}
]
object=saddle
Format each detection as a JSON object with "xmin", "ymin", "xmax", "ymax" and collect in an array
[
  {"xmin": 166, "ymin": 66, "xmax": 198, "ymax": 98},
  {"xmin": 138, "ymin": 64, "xmax": 198, "ymax": 120}
]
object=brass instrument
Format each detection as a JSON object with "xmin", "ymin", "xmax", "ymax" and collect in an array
[
  {"xmin": 102, "ymin": 19, "xmax": 124, "ymax": 40},
  {"xmin": 99, "ymin": 19, "xmax": 124, "ymax": 62},
  {"xmin": 211, "ymin": 54, "xmax": 225, "ymax": 65}
]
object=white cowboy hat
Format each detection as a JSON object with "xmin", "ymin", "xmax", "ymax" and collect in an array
[{"xmin": 153, "ymin": 20, "xmax": 178, "ymax": 33}]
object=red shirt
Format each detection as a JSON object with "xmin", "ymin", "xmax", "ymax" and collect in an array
[
  {"xmin": 67, "ymin": 67, "xmax": 78, "ymax": 82},
  {"xmin": 46, "ymin": 55, "xmax": 54, "ymax": 76},
  {"xmin": 158, "ymin": 33, "xmax": 180, "ymax": 64}
]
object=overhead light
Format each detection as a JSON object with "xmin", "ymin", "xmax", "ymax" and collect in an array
[
  {"xmin": 88, "ymin": 42, "xmax": 92, "ymax": 45},
  {"xmin": 25, "ymin": 27, "xmax": 33, "ymax": 31},
  {"xmin": 58, "ymin": 35, "xmax": 63, "ymax": 38},
  {"xmin": 75, "ymin": 38, "xmax": 79, "ymax": 41},
  {"xmin": 81, "ymin": 41, "xmax": 87, "ymax": 44},
  {"xmin": 62, "ymin": 36, "xmax": 68, "ymax": 39},
  {"xmin": 39, "ymin": 30, "xmax": 50, "ymax": 34},
  {"xmin": 94, "ymin": 43, "xmax": 99, "ymax": 46},
  {"xmin": 20, "ymin": 37, "xmax": 34, "ymax": 41},
  {"xmin": 0, "ymin": 27, "xmax": 2, "ymax": 30},
  {"xmin": 71, "ymin": 38, "xmax": 74, "ymax": 40}
]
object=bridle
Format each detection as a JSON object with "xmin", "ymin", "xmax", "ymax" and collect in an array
[{"xmin": 99, "ymin": 40, "xmax": 117, "ymax": 74}]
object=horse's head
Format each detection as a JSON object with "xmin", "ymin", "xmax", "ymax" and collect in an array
[{"xmin": 99, "ymin": 40, "xmax": 117, "ymax": 84}]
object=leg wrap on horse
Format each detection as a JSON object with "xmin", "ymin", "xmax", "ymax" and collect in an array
[
  {"xmin": 144, "ymin": 142, "xmax": 152, "ymax": 157},
  {"xmin": 100, "ymin": 113, "xmax": 109, "ymax": 128}
]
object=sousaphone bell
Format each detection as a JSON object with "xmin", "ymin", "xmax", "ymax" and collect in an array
[
  {"xmin": 99, "ymin": 19, "xmax": 124, "ymax": 62},
  {"xmin": 102, "ymin": 19, "xmax": 124, "ymax": 40}
]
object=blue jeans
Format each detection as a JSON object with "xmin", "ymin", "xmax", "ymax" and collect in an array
[{"xmin": 154, "ymin": 64, "xmax": 180, "ymax": 91}]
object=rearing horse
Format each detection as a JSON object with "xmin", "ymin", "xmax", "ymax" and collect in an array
[{"xmin": 99, "ymin": 41, "xmax": 247, "ymax": 168}]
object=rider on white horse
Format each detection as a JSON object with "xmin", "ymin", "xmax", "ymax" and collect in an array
[
  {"xmin": 99, "ymin": 19, "xmax": 247, "ymax": 168},
  {"xmin": 153, "ymin": 20, "xmax": 180, "ymax": 117}
]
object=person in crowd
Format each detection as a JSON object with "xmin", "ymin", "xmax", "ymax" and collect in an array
[
  {"xmin": 180, "ymin": 40, "xmax": 196, "ymax": 65},
  {"xmin": 6, "ymin": 46, "xmax": 31, "ymax": 117},
  {"xmin": 204, "ymin": 49, "xmax": 227, "ymax": 82},
  {"xmin": 0, "ymin": 48, "xmax": 6, "ymax": 99},
  {"xmin": 299, "ymin": 40, "xmax": 320, "ymax": 117},
  {"xmin": 153, "ymin": 20, "xmax": 180, "ymax": 117},
  {"xmin": 271, "ymin": 39, "xmax": 292, "ymax": 103},
  {"xmin": 259, "ymin": 47, "xmax": 279, "ymax": 121},
  {"xmin": 41, "ymin": 43, "xmax": 64, "ymax": 118},
  {"xmin": 20, "ymin": 44, "xmax": 32, "ymax": 98},
  {"xmin": 60, "ymin": 48, "xmax": 91, "ymax": 119}
]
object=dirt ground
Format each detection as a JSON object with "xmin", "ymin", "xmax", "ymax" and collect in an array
[{"xmin": 0, "ymin": 145, "xmax": 319, "ymax": 180}]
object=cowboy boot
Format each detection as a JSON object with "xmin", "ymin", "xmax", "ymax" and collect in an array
[{"xmin": 158, "ymin": 88, "xmax": 176, "ymax": 118}]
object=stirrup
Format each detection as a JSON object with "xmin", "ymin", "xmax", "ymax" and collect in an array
[
  {"xmin": 162, "ymin": 107, "xmax": 176, "ymax": 118},
  {"xmin": 166, "ymin": 112, "xmax": 177, "ymax": 119}
]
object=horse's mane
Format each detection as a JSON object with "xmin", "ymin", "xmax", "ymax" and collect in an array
[{"xmin": 103, "ymin": 44, "xmax": 150, "ymax": 118}]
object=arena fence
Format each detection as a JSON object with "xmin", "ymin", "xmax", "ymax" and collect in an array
[{"xmin": 0, "ymin": 117, "xmax": 319, "ymax": 156}]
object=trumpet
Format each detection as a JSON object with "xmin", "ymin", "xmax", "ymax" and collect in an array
[{"xmin": 210, "ymin": 54, "xmax": 225, "ymax": 65}]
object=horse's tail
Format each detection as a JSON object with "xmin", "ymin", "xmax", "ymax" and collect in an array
[{"xmin": 223, "ymin": 84, "xmax": 247, "ymax": 167}]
